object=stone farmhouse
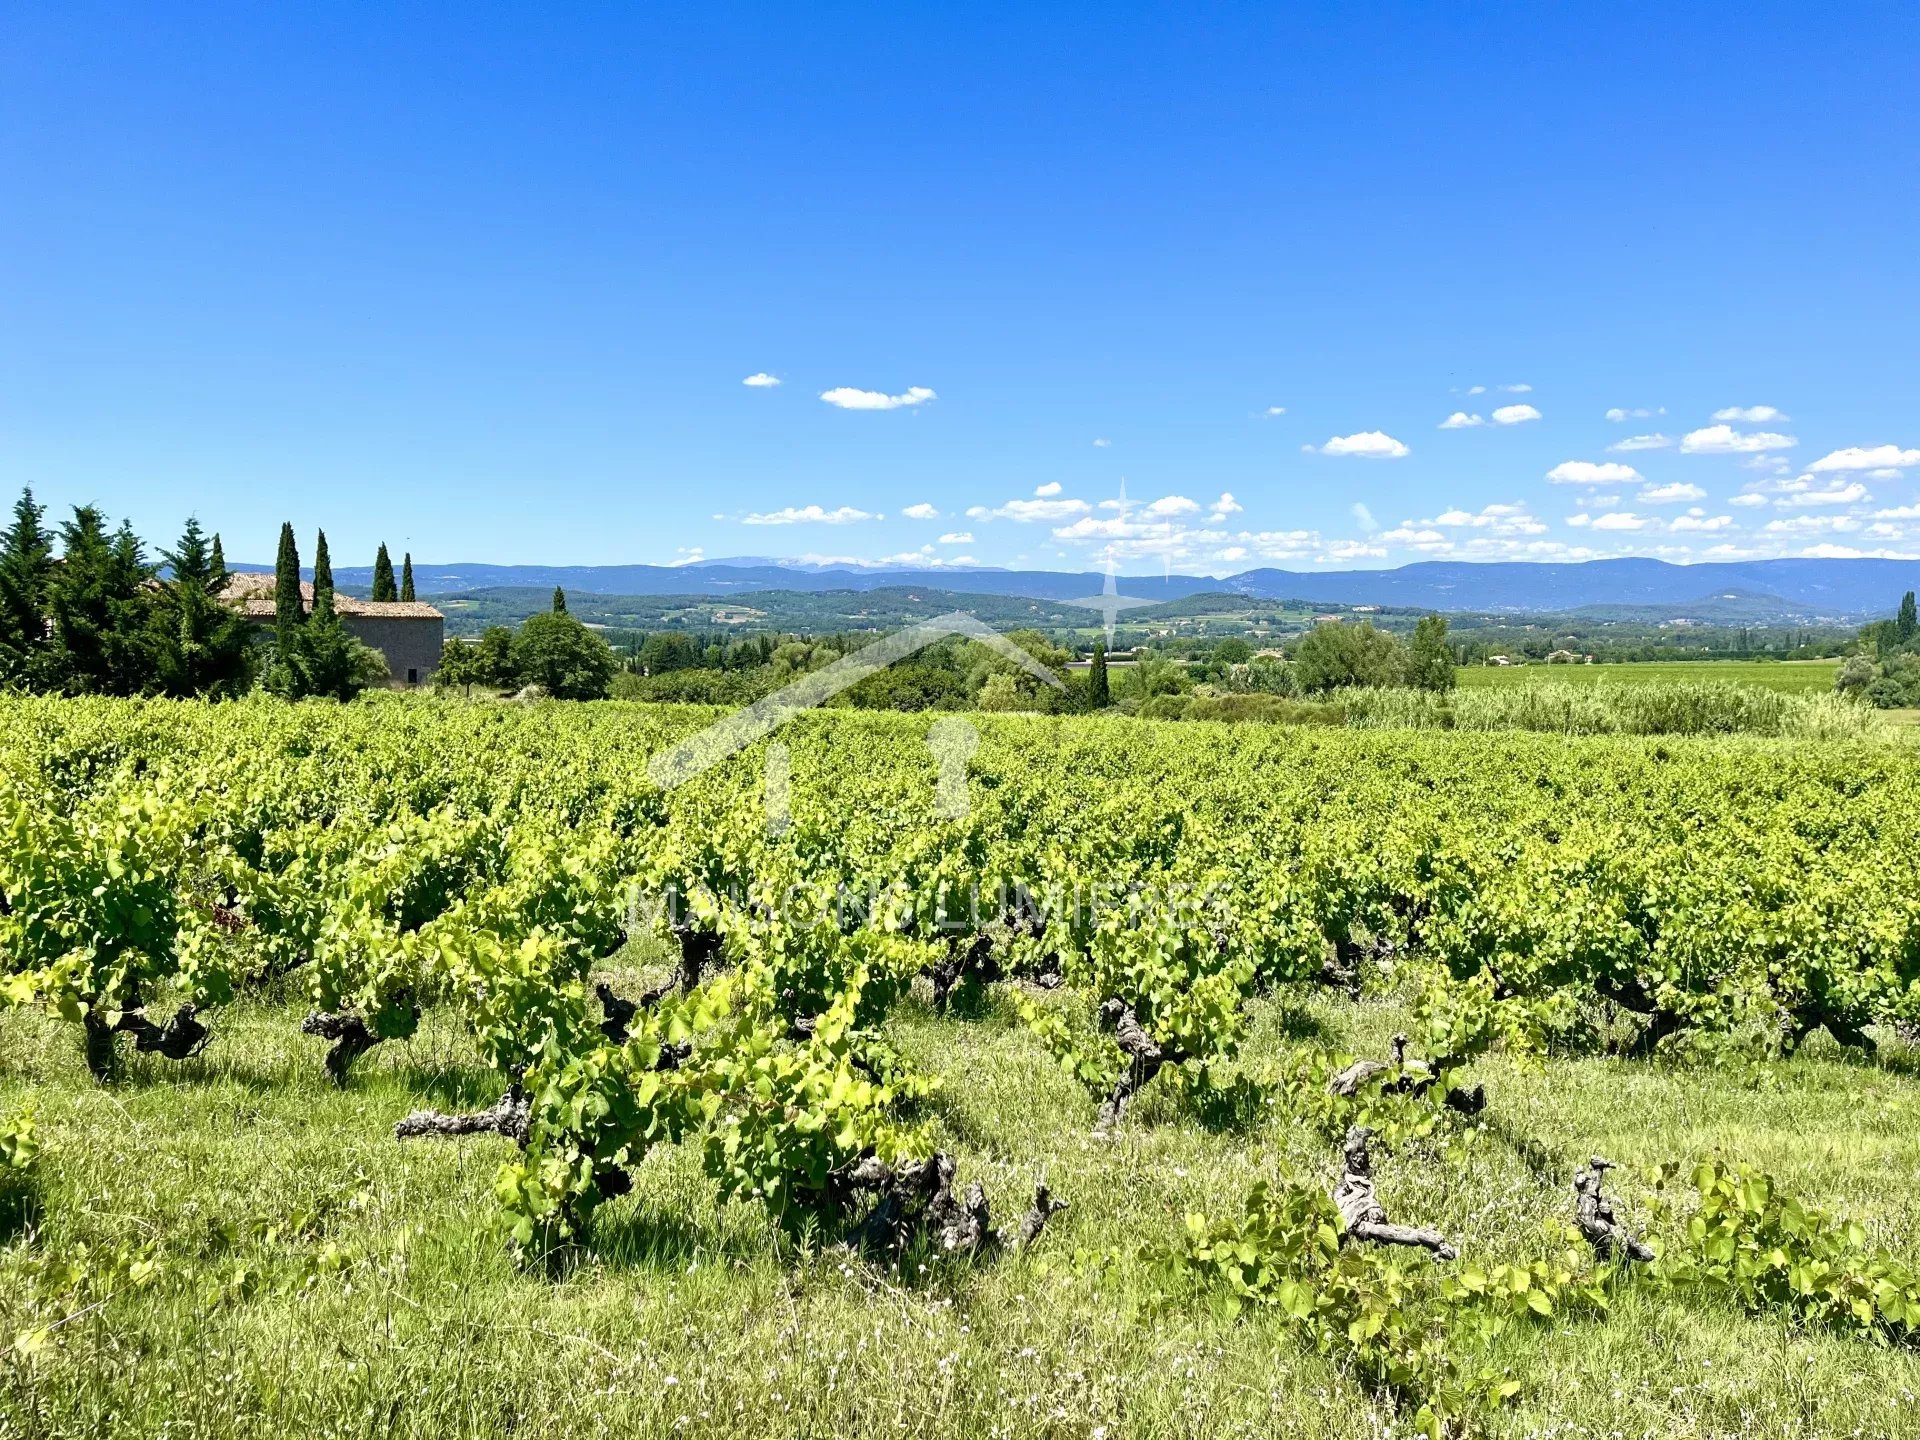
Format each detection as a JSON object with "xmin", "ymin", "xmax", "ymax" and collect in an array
[{"xmin": 220, "ymin": 573, "xmax": 444, "ymax": 688}]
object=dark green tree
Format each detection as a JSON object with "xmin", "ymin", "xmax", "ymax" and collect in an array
[
  {"xmin": 552, "ymin": 586, "xmax": 567, "ymax": 614},
  {"xmin": 1292, "ymin": 620, "xmax": 1406, "ymax": 695},
  {"xmin": 45, "ymin": 508, "xmax": 156, "ymax": 695},
  {"xmin": 292, "ymin": 587, "xmax": 387, "ymax": 701},
  {"xmin": 273, "ymin": 523, "xmax": 304, "ymax": 642},
  {"xmin": 209, "ymin": 532, "xmax": 227, "ymax": 581},
  {"xmin": 433, "ymin": 637, "xmax": 482, "ymax": 696},
  {"xmin": 399, "ymin": 552, "xmax": 415, "ymax": 602},
  {"xmin": 638, "ymin": 631, "xmax": 701, "ymax": 674},
  {"xmin": 474, "ymin": 626, "xmax": 518, "ymax": 690},
  {"xmin": 1089, "ymin": 639, "xmax": 1110, "ymax": 707},
  {"xmin": 511, "ymin": 611, "xmax": 614, "ymax": 699},
  {"xmin": 1898, "ymin": 591, "xmax": 1918, "ymax": 644},
  {"xmin": 1406, "ymin": 613, "xmax": 1456, "ymax": 692},
  {"xmin": 151, "ymin": 516, "xmax": 253, "ymax": 697},
  {"xmin": 0, "ymin": 488, "xmax": 54, "ymax": 686},
  {"xmin": 312, "ymin": 530, "xmax": 333, "ymax": 607},
  {"xmin": 371, "ymin": 543, "xmax": 397, "ymax": 602}
]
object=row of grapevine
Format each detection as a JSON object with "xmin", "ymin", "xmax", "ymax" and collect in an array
[{"xmin": 3, "ymin": 694, "xmax": 1919, "ymax": 1259}]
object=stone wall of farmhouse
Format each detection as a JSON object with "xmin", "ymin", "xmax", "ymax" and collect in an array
[{"xmin": 340, "ymin": 615, "xmax": 443, "ymax": 688}]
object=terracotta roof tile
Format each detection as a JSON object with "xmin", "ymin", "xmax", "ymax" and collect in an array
[{"xmin": 220, "ymin": 572, "xmax": 443, "ymax": 620}]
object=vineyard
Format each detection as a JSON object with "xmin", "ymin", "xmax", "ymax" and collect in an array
[{"xmin": 3, "ymin": 693, "xmax": 1920, "ymax": 1437}]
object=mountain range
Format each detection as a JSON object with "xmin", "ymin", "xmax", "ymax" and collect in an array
[{"xmin": 295, "ymin": 556, "xmax": 1920, "ymax": 622}]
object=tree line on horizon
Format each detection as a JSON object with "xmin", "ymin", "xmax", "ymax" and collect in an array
[{"xmin": 515, "ymin": 612, "xmax": 1457, "ymax": 716}]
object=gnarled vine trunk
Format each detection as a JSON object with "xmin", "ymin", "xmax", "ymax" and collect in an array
[{"xmin": 1332, "ymin": 1125, "xmax": 1457, "ymax": 1259}]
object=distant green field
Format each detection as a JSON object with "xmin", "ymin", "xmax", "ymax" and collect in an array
[{"xmin": 1458, "ymin": 659, "xmax": 1841, "ymax": 695}]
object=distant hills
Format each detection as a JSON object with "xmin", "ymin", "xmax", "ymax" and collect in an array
[{"xmin": 304, "ymin": 556, "xmax": 1920, "ymax": 623}]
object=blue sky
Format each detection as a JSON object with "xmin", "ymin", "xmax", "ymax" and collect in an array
[{"xmin": 4, "ymin": 3, "xmax": 1918, "ymax": 575}]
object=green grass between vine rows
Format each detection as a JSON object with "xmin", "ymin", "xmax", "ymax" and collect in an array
[{"xmin": 5, "ymin": 949, "xmax": 1920, "ymax": 1440}]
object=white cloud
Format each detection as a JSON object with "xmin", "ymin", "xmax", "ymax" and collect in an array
[
  {"xmin": 1679, "ymin": 424, "xmax": 1797, "ymax": 454},
  {"xmin": 1220, "ymin": 546, "xmax": 1249, "ymax": 562},
  {"xmin": 1638, "ymin": 481, "xmax": 1707, "ymax": 504},
  {"xmin": 1762, "ymin": 513, "xmax": 1862, "ymax": 535},
  {"xmin": 1742, "ymin": 454, "xmax": 1793, "ymax": 474},
  {"xmin": 1807, "ymin": 444, "xmax": 1920, "ymax": 472},
  {"xmin": 1318, "ymin": 541, "xmax": 1387, "ymax": 562},
  {"xmin": 1775, "ymin": 481, "xmax": 1869, "ymax": 508},
  {"xmin": 1499, "ymin": 383, "xmax": 1533, "ymax": 393},
  {"xmin": 1712, "ymin": 405, "xmax": 1787, "ymax": 423},
  {"xmin": 1605, "ymin": 406, "xmax": 1660, "ymax": 422},
  {"xmin": 1491, "ymin": 404, "xmax": 1542, "ymax": 425},
  {"xmin": 1797, "ymin": 542, "xmax": 1919, "ymax": 559},
  {"xmin": 901, "ymin": 502, "xmax": 941, "ymax": 520},
  {"xmin": 1874, "ymin": 505, "xmax": 1920, "ymax": 520},
  {"xmin": 1867, "ymin": 467, "xmax": 1905, "ymax": 480},
  {"xmin": 1210, "ymin": 492, "xmax": 1244, "ymax": 517},
  {"xmin": 1670, "ymin": 512, "xmax": 1733, "ymax": 532},
  {"xmin": 1241, "ymin": 529, "xmax": 1321, "ymax": 558},
  {"xmin": 1547, "ymin": 460, "xmax": 1643, "ymax": 485},
  {"xmin": 1729, "ymin": 493, "xmax": 1769, "ymax": 508},
  {"xmin": 667, "ymin": 547, "xmax": 705, "ymax": 567},
  {"xmin": 1092, "ymin": 437, "xmax": 1112, "ymax": 448},
  {"xmin": 1466, "ymin": 385, "xmax": 1486, "ymax": 396},
  {"xmin": 1317, "ymin": 431, "xmax": 1410, "ymax": 458},
  {"xmin": 741, "ymin": 372, "xmax": 781, "ymax": 388},
  {"xmin": 1145, "ymin": 495, "xmax": 1200, "ymax": 516},
  {"xmin": 818, "ymin": 385, "xmax": 937, "ymax": 411},
  {"xmin": 1568, "ymin": 512, "xmax": 1651, "ymax": 531},
  {"xmin": 937, "ymin": 531, "xmax": 974, "ymax": 545},
  {"xmin": 1048, "ymin": 513, "xmax": 1239, "ymax": 563},
  {"xmin": 1439, "ymin": 412, "xmax": 1485, "ymax": 429},
  {"xmin": 1407, "ymin": 503, "xmax": 1546, "ymax": 536},
  {"xmin": 1263, "ymin": 406, "xmax": 1288, "ymax": 417},
  {"xmin": 967, "ymin": 498, "xmax": 1091, "ymax": 523},
  {"xmin": 1382, "ymin": 527, "xmax": 1449, "ymax": 548},
  {"xmin": 1034, "ymin": 481, "xmax": 1063, "ymax": 497},
  {"xmin": 1351, "ymin": 502, "xmax": 1378, "ymax": 533},
  {"xmin": 1608, "ymin": 434, "xmax": 1672, "ymax": 452},
  {"xmin": 742, "ymin": 504, "xmax": 878, "ymax": 526}
]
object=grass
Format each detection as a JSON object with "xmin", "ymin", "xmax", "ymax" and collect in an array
[
  {"xmin": 6, "ymin": 951, "xmax": 1920, "ymax": 1438},
  {"xmin": 1457, "ymin": 660, "xmax": 1843, "ymax": 695}
]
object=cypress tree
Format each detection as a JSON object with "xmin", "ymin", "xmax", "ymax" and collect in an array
[
  {"xmin": 552, "ymin": 586, "xmax": 567, "ymax": 614},
  {"xmin": 274, "ymin": 522, "xmax": 304, "ymax": 638},
  {"xmin": 371, "ymin": 543, "xmax": 397, "ymax": 602},
  {"xmin": 1089, "ymin": 639, "xmax": 1110, "ymax": 707},
  {"xmin": 312, "ymin": 531, "xmax": 333, "ymax": 608},
  {"xmin": 153, "ymin": 516, "xmax": 253, "ymax": 698},
  {"xmin": 1899, "ymin": 591, "xmax": 1918, "ymax": 643},
  {"xmin": 400, "ymin": 552, "xmax": 415, "ymax": 602},
  {"xmin": 0, "ymin": 487, "xmax": 53, "ymax": 686}
]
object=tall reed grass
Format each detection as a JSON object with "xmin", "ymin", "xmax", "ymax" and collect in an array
[{"xmin": 1338, "ymin": 681, "xmax": 1881, "ymax": 738}]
